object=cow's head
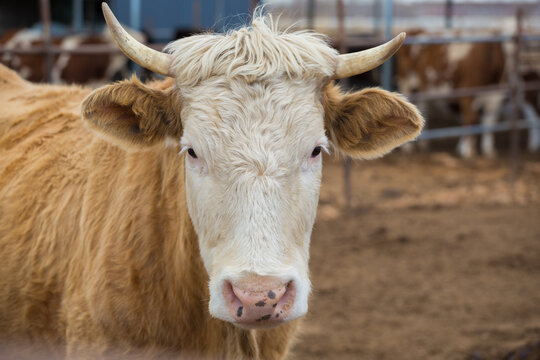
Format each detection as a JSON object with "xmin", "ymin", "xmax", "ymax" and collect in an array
[{"xmin": 81, "ymin": 4, "xmax": 423, "ymax": 329}]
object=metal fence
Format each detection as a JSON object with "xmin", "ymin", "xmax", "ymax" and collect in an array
[{"xmin": 331, "ymin": 1, "xmax": 540, "ymax": 207}]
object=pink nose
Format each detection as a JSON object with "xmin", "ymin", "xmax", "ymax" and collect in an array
[{"xmin": 223, "ymin": 275, "xmax": 295, "ymax": 327}]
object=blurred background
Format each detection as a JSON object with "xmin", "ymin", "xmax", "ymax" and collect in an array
[{"xmin": 1, "ymin": 1, "xmax": 539, "ymax": 359}]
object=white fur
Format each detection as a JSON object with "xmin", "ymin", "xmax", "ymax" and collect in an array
[
  {"xmin": 475, "ymin": 93, "xmax": 504, "ymax": 158},
  {"xmin": 457, "ymin": 135, "xmax": 476, "ymax": 159},
  {"xmin": 523, "ymin": 101, "xmax": 540, "ymax": 152},
  {"xmin": 399, "ymin": 71, "xmax": 421, "ymax": 94},
  {"xmin": 164, "ymin": 13, "xmax": 338, "ymax": 87},
  {"xmin": 447, "ymin": 43, "xmax": 473, "ymax": 66},
  {"xmin": 178, "ymin": 74, "xmax": 327, "ymax": 324}
]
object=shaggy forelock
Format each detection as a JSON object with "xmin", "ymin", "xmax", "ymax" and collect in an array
[{"xmin": 164, "ymin": 13, "xmax": 339, "ymax": 86}]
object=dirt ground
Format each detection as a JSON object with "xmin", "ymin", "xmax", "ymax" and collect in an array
[{"xmin": 292, "ymin": 152, "xmax": 540, "ymax": 360}]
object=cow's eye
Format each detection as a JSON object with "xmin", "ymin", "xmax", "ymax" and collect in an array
[
  {"xmin": 187, "ymin": 148, "xmax": 198, "ymax": 159},
  {"xmin": 311, "ymin": 146, "xmax": 322, "ymax": 158}
]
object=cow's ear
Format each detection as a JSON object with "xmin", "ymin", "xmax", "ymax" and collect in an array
[
  {"xmin": 81, "ymin": 76, "xmax": 182, "ymax": 148},
  {"xmin": 322, "ymin": 84, "xmax": 424, "ymax": 159}
]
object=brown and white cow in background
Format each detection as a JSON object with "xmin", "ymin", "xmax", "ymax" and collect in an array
[
  {"xmin": 0, "ymin": 4, "xmax": 423, "ymax": 359},
  {"xmin": 396, "ymin": 30, "xmax": 506, "ymax": 158},
  {"xmin": 0, "ymin": 26, "xmax": 145, "ymax": 86}
]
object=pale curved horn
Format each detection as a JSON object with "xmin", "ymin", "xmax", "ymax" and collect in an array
[
  {"xmin": 334, "ymin": 32, "xmax": 406, "ymax": 79},
  {"xmin": 102, "ymin": 3, "xmax": 171, "ymax": 76}
]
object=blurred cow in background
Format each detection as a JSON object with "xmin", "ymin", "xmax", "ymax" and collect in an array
[
  {"xmin": 397, "ymin": 29, "xmax": 540, "ymax": 158},
  {"xmin": 0, "ymin": 27, "xmax": 145, "ymax": 86},
  {"xmin": 396, "ymin": 30, "xmax": 506, "ymax": 158}
]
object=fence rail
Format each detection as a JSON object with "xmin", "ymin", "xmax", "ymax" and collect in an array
[
  {"xmin": 407, "ymin": 81, "xmax": 540, "ymax": 103},
  {"xmin": 418, "ymin": 120, "xmax": 539, "ymax": 140}
]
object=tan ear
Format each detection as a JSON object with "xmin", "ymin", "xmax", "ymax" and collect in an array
[
  {"xmin": 81, "ymin": 76, "xmax": 182, "ymax": 148},
  {"xmin": 322, "ymin": 84, "xmax": 424, "ymax": 159}
]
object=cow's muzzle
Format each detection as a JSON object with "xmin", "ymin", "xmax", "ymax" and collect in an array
[{"xmin": 222, "ymin": 275, "xmax": 297, "ymax": 329}]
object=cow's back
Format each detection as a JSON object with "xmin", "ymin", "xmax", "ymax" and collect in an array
[{"xmin": 0, "ymin": 64, "xmax": 94, "ymax": 344}]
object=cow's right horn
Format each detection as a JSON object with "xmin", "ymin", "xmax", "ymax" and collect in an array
[
  {"xmin": 334, "ymin": 32, "xmax": 406, "ymax": 79},
  {"xmin": 102, "ymin": 3, "xmax": 172, "ymax": 76}
]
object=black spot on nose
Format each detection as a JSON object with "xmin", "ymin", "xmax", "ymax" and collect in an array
[
  {"xmin": 268, "ymin": 290, "xmax": 276, "ymax": 299},
  {"xmin": 255, "ymin": 301, "xmax": 266, "ymax": 307},
  {"xmin": 237, "ymin": 306, "xmax": 243, "ymax": 317},
  {"xmin": 256, "ymin": 314, "xmax": 272, "ymax": 322},
  {"xmin": 272, "ymin": 303, "xmax": 277, "ymax": 308}
]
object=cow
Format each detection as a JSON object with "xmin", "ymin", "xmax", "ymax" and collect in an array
[
  {"xmin": 0, "ymin": 26, "xmax": 145, "ymax": 85},
  {"xmin": 396, "ymin": 30, "xmax": 506, "ymax": 158},
  {"xmin": 0, "ymin": 4, "xmax": 423, "ymax": 359}
]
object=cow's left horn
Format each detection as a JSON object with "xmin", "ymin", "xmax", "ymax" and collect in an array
[
  {"xmin": 334, "ymin": 32, "xmax": 406, "ymax": 79},
  {"xmin": 102, "ymin": 3, "xmax": 171, "ymax": 76}
]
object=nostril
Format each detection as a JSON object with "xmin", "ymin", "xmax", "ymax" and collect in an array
[
  {"xmin": 223, "ymin": 281, "xmax": 243, "ymax": 317},
  {"xmin": 275, "ymin": 281, "xmax": 296, "ymax": 317}
]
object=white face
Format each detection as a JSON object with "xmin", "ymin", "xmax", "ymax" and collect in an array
[{"xmin": 179, "ymin": 76, "xmax": 327, "ymax": 327}]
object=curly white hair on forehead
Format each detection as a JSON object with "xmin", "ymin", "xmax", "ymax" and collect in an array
[{"xmin": 164, "ymin": 11, "xmax": 339, "ymax": 86}]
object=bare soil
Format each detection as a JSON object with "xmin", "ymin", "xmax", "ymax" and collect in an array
[{"xmin": 292, "ymin": 152, "xmax": 540, "ymax": 360}]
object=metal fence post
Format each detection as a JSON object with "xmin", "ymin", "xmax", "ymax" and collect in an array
[
  {"xmin": 336, "ymin": 0, "xmax": 352, "ymax": 210},
  {"xmin": 445, "ymin": 0, "xmax": 453, "ymax": 29},
  {"xmin": 307, "ymin": 0, "xmax": 315, "ymax": 30},
  {"xmin": 39, "ymin": 0, "xmax": 53, "ymax": 83},
  {"xmin": 381, "ymin": 0, "xmax": 394, "ymax": 91},
  {"xmin": 510, "ymin": 7, "xmax": 524, "ymax": 185},
  {"xmin": 72, "ymin": 0, "xmax": 84, "ymax": 32},
  {"xmin": 130, "ymin": 0, "xmax": 142, "ymax": 77}
]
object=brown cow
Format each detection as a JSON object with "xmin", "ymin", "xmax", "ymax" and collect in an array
[
  {"xmin": 0, "ymin": 27, "xmax": 145, "ymax": 85},
  {"xmin": 396, "ymin": 30, "xmax": 506, "ymax": 158},
  {"xmin": 0, "ymin": 5, "xmax": 423, "ymax": 359}
]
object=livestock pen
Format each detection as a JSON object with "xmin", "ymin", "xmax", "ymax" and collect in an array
[
  {"xmin": 0, "ymin": 1, "xmax": 539, "ymax": 359},
  {"xmin": 326, "ymin": 2, "xmax": 540, "ymax": 205}
]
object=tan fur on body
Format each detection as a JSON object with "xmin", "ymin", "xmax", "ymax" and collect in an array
[{"xmin": 0, "ymin": 64, "xmax": 298, "ymax": 359}]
